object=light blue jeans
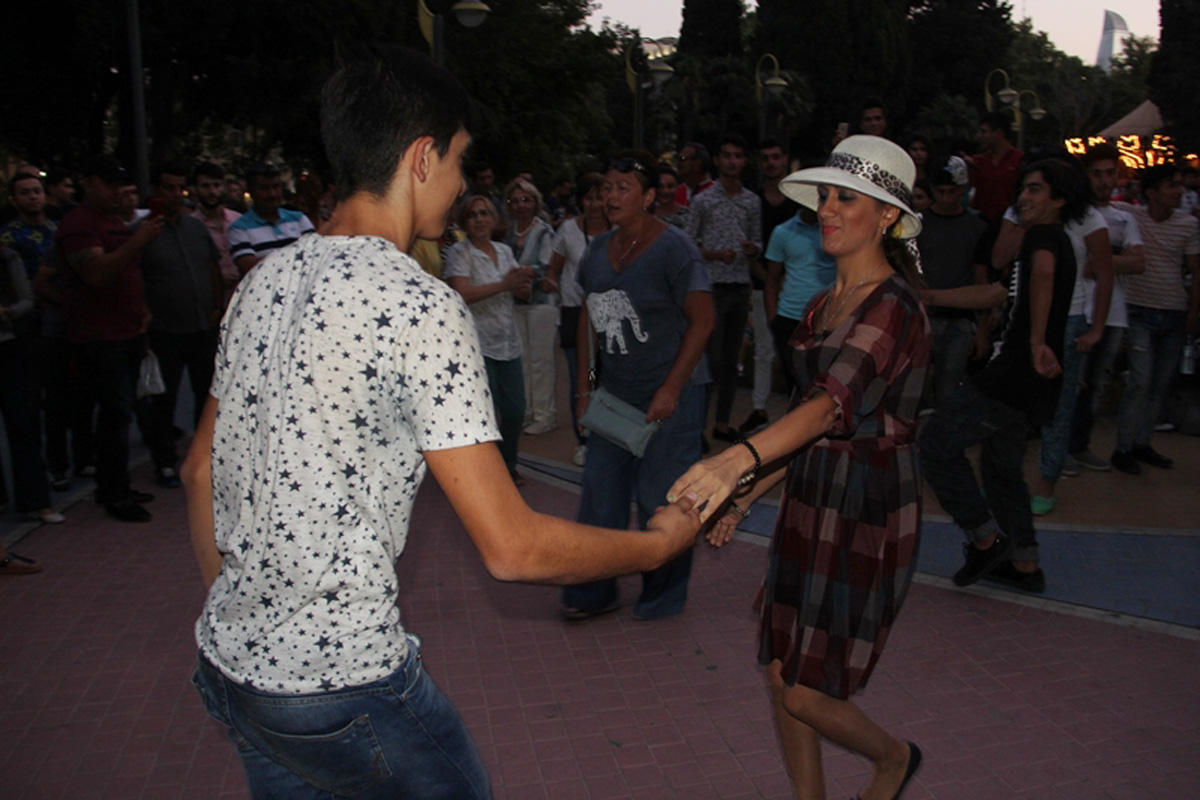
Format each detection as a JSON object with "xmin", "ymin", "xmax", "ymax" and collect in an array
[
  {"xmin": 1117, "ymin": 305, "xmax": 1187, "ymax": 451},
  {"xmin": 1039, "ymin": 314, "xmax": 1089, "ymax": 482},
  {"xmin": 192, "ymin": 637, "xmax": 490, "ymax": 799}
]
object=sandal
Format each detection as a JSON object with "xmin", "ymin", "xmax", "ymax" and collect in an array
[{"xmin": 0, "ymin": 552, "xmax": 43, "ymax": 575}]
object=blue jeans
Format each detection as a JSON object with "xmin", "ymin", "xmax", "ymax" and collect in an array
[
  {"xmin": 1117, "ymin": 305, "xmax": 1187, "ymax": 451},
  {"xmin": 1039, "ymin": 314, "xmax": 1089, "ymax": 482},
  {"xmin": 919, "ymin": 380, "xmax": 1039, "ymax": 563},
  {"xmin": 192, "ymin": 638, "xmax": 490, "ymax": 799},
  {"xmin": 563, "ymin": 383, "xmax": 705, "ymax": 618},
  {"xmin": 484, "ymin": 356, "xmax": 525, "ymax": 477}
]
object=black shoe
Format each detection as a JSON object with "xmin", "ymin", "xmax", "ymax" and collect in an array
[
  {"xmin": 895, "ymin": 742, "xmax": 922, "ymax": 799},
  {"xmin": 1131, "ymin": 444, "xmax": 1173, "ymax": 469},
  {"xmin": 561, "ymin": 601, "xmax": 619, "ymax": 621},
  {"xmin": 128, "ymin": 489, "xmax": 156, "ymax": 504},
  {"xmin": 1110, "ymin": 450, "xmax": 1141, "ymax": 475},
  {"xmin": 985, "ymin": 561, "xmax": 1046, "ymax": 593},
  {"xmin": 155, "ymin": 467, "xmax": 182, "ymax": 489},
  {"xmin": 712, "ymin": 425, "xmax": 738, "ymax": 442},
  {"xmin": 738, "ymin": 409, "xmax": 769, "ymax": 434},
  {"xmin": 952, "ymin": 533, "xmax": 1013, "ymax": 587},
  {"xmin": 104, "ymin": 500, "xmax": 152, "ymax": 523}
]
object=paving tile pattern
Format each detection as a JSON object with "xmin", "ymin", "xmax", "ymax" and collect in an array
[{"xmin": 3, "ymin": 463, "xmax": 1200, "ymax": 798}]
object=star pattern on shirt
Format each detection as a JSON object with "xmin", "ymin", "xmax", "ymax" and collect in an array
[{"xmin": 196, "ymin": 236, "xmax": 498, "ymax": 694}]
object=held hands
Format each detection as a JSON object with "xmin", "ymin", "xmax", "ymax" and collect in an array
[
  {"xmin": 647, "ymin": 492, "xmax": 702, "ymax": 559},
  {"xmin": 1031, "ymin": 343, "xmax": 1062, "ymax": 378},
  {"xmin": 666, "ymin": 449, "xmax": 747, "ymax": 524},
  {"xmin": 539, "ymin": 275, "xmax": 559, "ymax": 294}
]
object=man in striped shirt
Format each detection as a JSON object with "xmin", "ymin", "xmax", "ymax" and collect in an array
[
  {"xmin": 1111, "ymin": 164, "xmax": 1200, "ymax": 473},
  {"xmin": 226, "ymin": 164, "xmax": 315, "ymax": 276}
]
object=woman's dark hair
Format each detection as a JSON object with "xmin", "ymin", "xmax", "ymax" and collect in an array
[
  {"xmin": 576, "ymin": 172, "xmax": 604, "ymax": 201},
  {"xmin": 1020, "ymin": 158, "xmax": 1090, "ymax": 224},
  {"xmin": 607, "ymin": 149, "xmax": 658, "ymax": 190},
  {"xmin": 321, "ymin": 48, "xmax": 471, "ymax": 202}
]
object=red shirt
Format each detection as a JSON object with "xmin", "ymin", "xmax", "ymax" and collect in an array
[
  {"xmin": 971, "ymin": 146, "xmax": 1024, "ymax": 223},
  {"xmin": 674, "ymin": 177, "xmax": 714, "ymax": 208},
  {"xmin": 57, "ymin": 204, "xmax": 145, "ymax": 342}
]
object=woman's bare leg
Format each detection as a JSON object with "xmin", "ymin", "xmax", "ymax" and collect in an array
[
  {"xmin": 766, "ymin": 661, "xmax": 824, "ymax": 799},
  {"xmin": 771, "ymin": 664, "xmax": 911, "ymax": 800}
]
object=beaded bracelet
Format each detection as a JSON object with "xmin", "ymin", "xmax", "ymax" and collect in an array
[{"xmin": 734, "ymin": 436, "xmax": 761, "ymax": 488}]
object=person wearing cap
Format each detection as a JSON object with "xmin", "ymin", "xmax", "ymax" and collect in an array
[
  {"xmin": 920, "ymin": 158, "xmax": 1089, "ymax": 596},
  {"xmin": 56, "ymin": 154, "xmax": 164, "ymax": 522},
  {"xmin": 669, "ymin": 135, "xmax": 930, "ymax": 800},
  {"xmin": 915, "ymin": 156, "xmax": 989, "ymax": 407}
]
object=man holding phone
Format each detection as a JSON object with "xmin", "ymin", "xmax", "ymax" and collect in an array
[{"xmin": 138, "ymin": 163, "xmax": 223, "ymax": 490}]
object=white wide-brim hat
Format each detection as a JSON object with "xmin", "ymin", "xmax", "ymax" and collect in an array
[{"xmin": 780, "ymin": 135, "xmax": 922, "ymax": 239}]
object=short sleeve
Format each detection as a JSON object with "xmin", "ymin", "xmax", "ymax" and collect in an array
[
  {"xmin": 1122, "ymin": 214, "xmax": 1143, "ymax": 248},
  {"xmin": 442, "ymin": 242, "xmax": 470, "ymax": 281},
  {"xmin": 551, "ymin": 224, "xmax": 573, "ymax": 258},
  {"xmin": 1185, "ymin": 216, "xmax": 1200, "ymax": 256},
  {"xmin": 227, "ymin": 220, "xmax": 252, "ymax": 260},
  {"xmin": 1002, "ymin": 206, "xmax": 1019, "ymax": 225},
  {"xmin": 807, "ymin": 287, "xmax": 927, "ymax": 435},
  {"xmin": 55, "ymin": 215, "xmax": 102, "ymax": 257},
  {"xmin": 394, "ymin": 288, "xmax": 498, "ymax": 451},
  {"xmin": 665, "ymin": 231, "xmax": 711, "ymax": 308},
  {"xmin": 765, "ymin": 224, "xmax": 787, "ymax": 263}
]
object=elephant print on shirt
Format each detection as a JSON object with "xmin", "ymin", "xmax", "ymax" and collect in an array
[{"xmin": 587, "ymin": 289, "xmax": 648, "ymax": 354}]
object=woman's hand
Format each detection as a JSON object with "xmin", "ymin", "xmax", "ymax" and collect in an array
[
  {"xmin": 645, "ymin": 384, "xmax": 679, "ymax": 423},
  {"xmin": 539, "ymin": 275, "xmax": 559, "ymax": 294},
  {"xmin": 666, "ymin": 447, "xmax": 750, "ymax": 523},
  {"xmin": 575, "ymin": 390, "xmax": 590, "ymax": 434}
]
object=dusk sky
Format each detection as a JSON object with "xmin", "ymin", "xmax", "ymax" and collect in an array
[{"xmin": 587, "ymin": 1, "xmax": 1160, "ymax": 65}]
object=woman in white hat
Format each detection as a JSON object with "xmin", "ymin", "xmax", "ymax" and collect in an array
[{"xmin": 669, "ymin": 135, "xmax": 931, "ymax": 799}]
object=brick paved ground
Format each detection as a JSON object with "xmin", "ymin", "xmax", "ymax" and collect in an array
[{"xmin": 3, "ymin": 455, "xmax": 1198, "ymax": 799}]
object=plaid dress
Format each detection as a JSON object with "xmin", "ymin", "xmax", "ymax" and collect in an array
[{"xmin": 758, "ymin": 275, "xmax": 930, "ymax": 699}]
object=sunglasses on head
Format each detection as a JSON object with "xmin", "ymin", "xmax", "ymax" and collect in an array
[{"xmin": 608, "ymin": 157, "xmax": 650, "ymax": 177}]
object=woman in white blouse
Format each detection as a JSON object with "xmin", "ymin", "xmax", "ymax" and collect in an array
[{"xmin": 444, "ymin": 195, "xmax": 534, "ymax": 483}]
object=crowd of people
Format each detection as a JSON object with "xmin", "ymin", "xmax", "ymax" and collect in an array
[{"xmin": 1, "ymin": 53, "xmax": 1197, "ymax": 800}]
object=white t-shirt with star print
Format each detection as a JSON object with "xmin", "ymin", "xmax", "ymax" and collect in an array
[{"xmin": 196, "ymin": 235, "xmax": 498, "ymax": 693}]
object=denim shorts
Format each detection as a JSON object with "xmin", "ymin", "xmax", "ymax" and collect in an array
[{"xmin": 192, "ymin": 635, "xmax": 490, "ymax": 799}]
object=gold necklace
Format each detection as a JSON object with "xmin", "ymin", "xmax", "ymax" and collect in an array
[{"xmin": 820, "ymin": 264, "xmax": 888, "ymax": 330}]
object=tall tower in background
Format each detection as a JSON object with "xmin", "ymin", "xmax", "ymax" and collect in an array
[{"xmin": 1096, "ymin": 9, "xmax": 1130, "ymax": 72}]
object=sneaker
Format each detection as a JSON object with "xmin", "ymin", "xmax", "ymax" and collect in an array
[
  {"xmin": 25, "ymin": 509, "xmax": 66, "ymax": 525},
  {"xmin": 76, "ymin": 464, "xmax": 97, "ymax": 478},
  {"xmin": 1030, "ymin": 495, "xmax": 1055, "ymax": 516},
  {"xmin": 738, "ymin": 409, "xmax": 769, "ymax": 434},
  {"xmin": 572, "ymin": 444, "xmax": 587, "ymax": 467},
  {"xmin": 523, "ymin": 420, "xmax": 556, "ymax": 435},
  {"xmin": 155, "ymin": 467, "xmax": 182, "ymax": 488},
  {"xmin": 1060, "ymin": 455, "xmax": 1080, "ymax": 478},
  {"xmin": 985, "ymin": 561, "xmax": 1046, "ymax": 593},
  {"xmin": 1110, "ymin": 450, "xmax": 1141, "ymax": 475},
  {"xmin": 1071, "ymin": 450, "xmax": 1110, "ymax": 471},
  {"xmin": 952, "ymin": 533, "xmax": 1014, "ymax": 587},
  {"xmin": 50, "ymin": 475, "xmax": 71, "ymax": 492},
  {"xmin": 1154, "ymin": 421, "xmax": 1176, "ymax": 433},
  {"xmin": 104, "ymin": 501, "xmax": 152, "ymax": 523},
  {"xmin": 1131, "ymin": 444, "xmax": 1173, "ymax": 469}
]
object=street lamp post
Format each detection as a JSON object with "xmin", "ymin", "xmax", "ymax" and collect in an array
[
  {"xmin": 626, "ymin": 39, "xmax": 675, "ymax": 150},
  {"xmin": 418, "ymin": 0, "xmax": 491, "ymax": 67},
  {"xmin": 984, "ymin": 68, "xmax": 1046, "ymax": 150},
  {"xmin": 754, "ymin": 53, "xmax": 788, "ymax": 141}
]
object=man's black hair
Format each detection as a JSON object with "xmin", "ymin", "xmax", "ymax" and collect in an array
[
  {"xmin": 152, "ymin": 161, "xmax": 189, "ymax": 185},
  {"xmin": 245, "ymin": 163, "xmax": 281, "ymax": 186},
  {"xmin": 1141, "ymin": 163, "xmax": 1181, "ymax": 195},
  {"xmin": 44, "ymin": 168, "xmax": 72, "ymax": 187},
  {"xmin": 681, "ymin": 142, "xmax": 711, "ymax": 173},
  {"xmin": 1022, "ymin": 158, "xmax": 1089, "ymax": 224},
  {"xmin": 861, "ymin": 97, "xmax": 886, "ymax": 115},
  {"xmin": 320, "ymin": 48, "xmax": 472, "ymax": 202},
  {"xmin": 980, "ymin": 112, "xmax": 1011, "ymax": 139},
  {"xmin": 8, "ymin": 172, "xmax": 43, "ymax": 193},
  {"xmin": 194, "ymin": 162, "xmax": 225, "ymax": 182},
  {"xmin": 1079, "ymin": 143, "xmax": 1121, "ymax": 168},
  {"xmin": 758, "ymin": 138, "xmax": 786, "ymax": 152},
  {"xmin": 716, "ymin": 132, "xmax": 748, "ymax": 153}
]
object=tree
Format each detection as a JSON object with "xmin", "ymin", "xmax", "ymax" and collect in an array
[
  {"xmin": 1108, "ymin": 35, "xmax": 1157, "ymax": 122},
  {"xmin": 754, "ymin": 0, "xmax": 911, "ymax": 157},
  {"xmin": 906, "ymin": 0, "xmax": 1014, "ymax": 127},
  {"xmin": 679, "ymin": 0, "xmax": 745, "ymax": 60},
  {"xmin": 1149, "ymin": 0, "xmax": 1200, "ymax": 153}
]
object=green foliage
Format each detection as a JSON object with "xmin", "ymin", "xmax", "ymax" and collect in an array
[
  {"xmin": 679, "ymin": 0, "xmax": 746, "ymax": 60},
  {"xmin": 908, "ymin": 95, "xmax": 980, "ymax": 151},
  {"xmin": 1149, "ymin": 0, "xmax": 1200, "ymax": 153}
]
